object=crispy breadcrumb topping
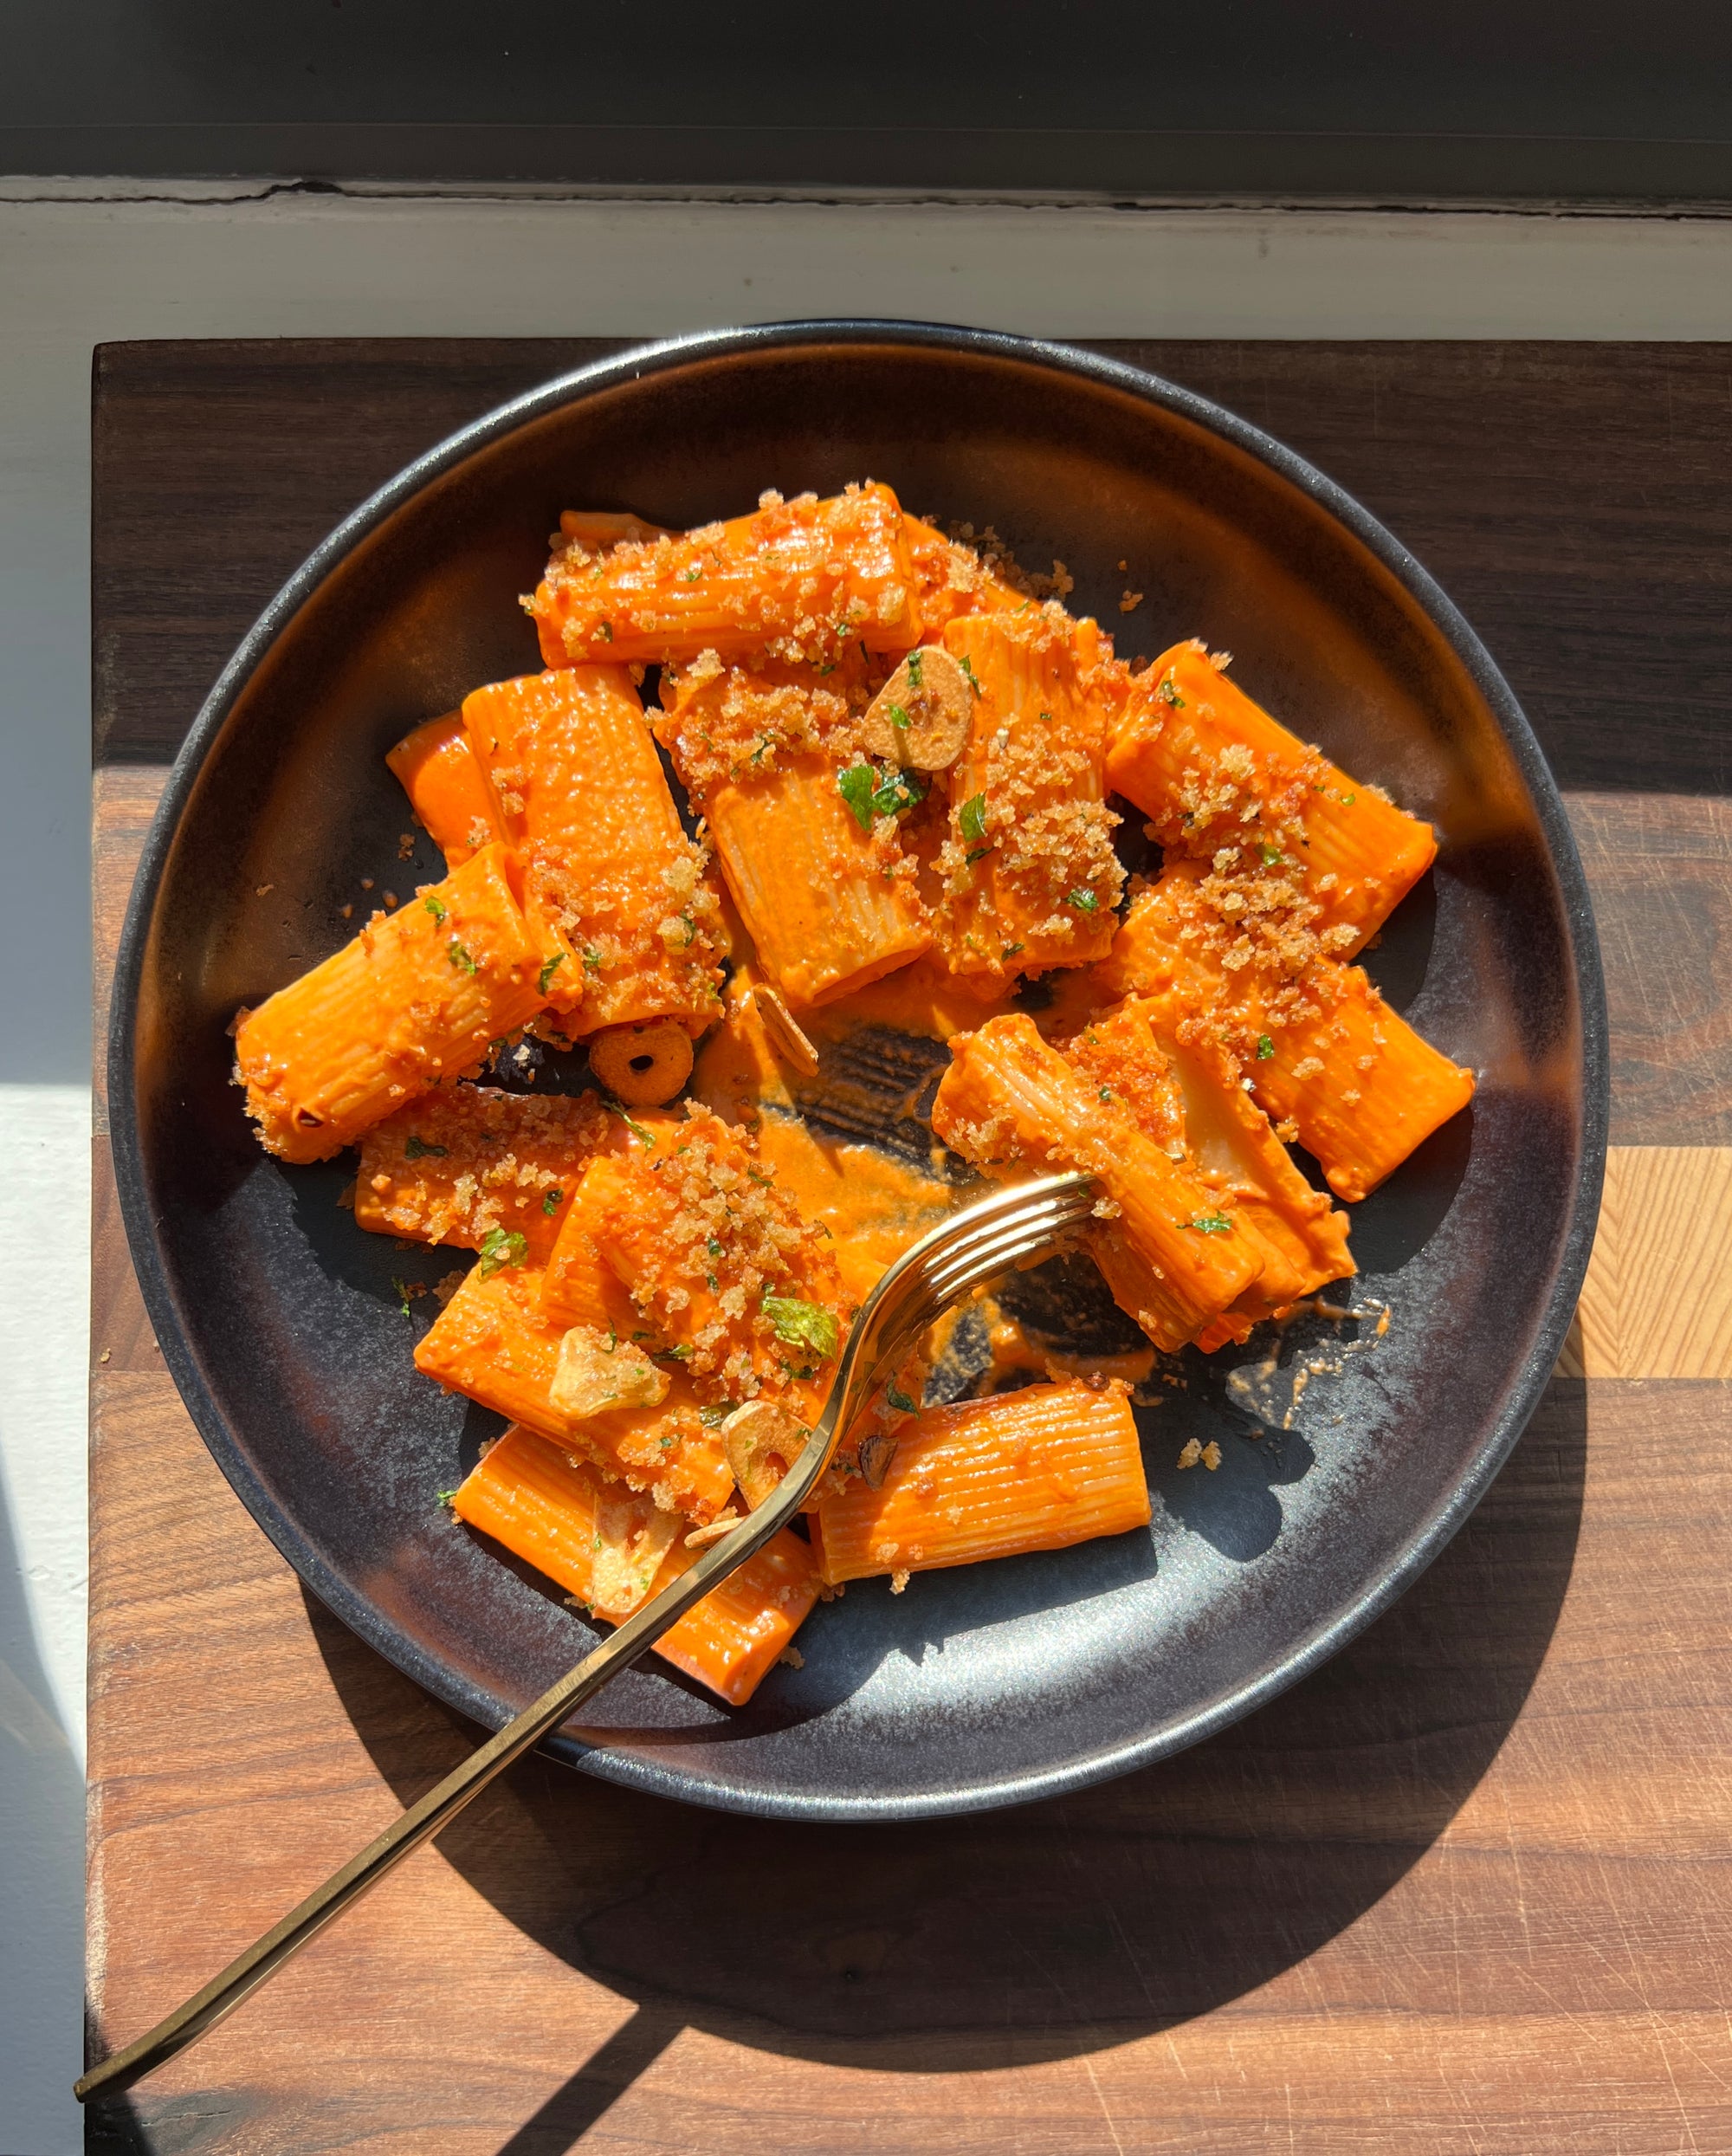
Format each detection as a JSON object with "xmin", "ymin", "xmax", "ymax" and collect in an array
[{"xmin": 607, "ymin": 1104, "xmax": 856, "ymax": 1410}]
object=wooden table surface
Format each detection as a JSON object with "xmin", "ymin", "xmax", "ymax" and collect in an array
[{"xmin": 87, "ymin": 340, "xmax": 1732, "ymax": 2155}]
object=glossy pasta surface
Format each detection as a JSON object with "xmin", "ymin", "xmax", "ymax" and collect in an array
[{"xmin": 227, "ymin": 481, "xmax": 1474, "ymax": 1706}]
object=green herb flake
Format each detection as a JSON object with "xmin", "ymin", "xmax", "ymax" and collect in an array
[
  {"xmin": 959, "ymin": 793, "xmax": 989, "ymax": 844},
  {"xmin": 448, "ymin": 938, "xmax": 478, "ymax": 976},
  {"xmin": 888, "ymin": 702, "xmax": 911, "ymax": 731},
  {"xmin": 1066, "ymin": 888, "xmax": 1101, "ymax": 913},
  {"xmin": 905, "ymin": 650, "xmax": 924, "ymax": 690},
  {"xmin": 543, "ymin": 1188, "xmax": 564, "ymax": 1215},
  {"xmin": 1157, "ymin": 674, "xmax": 1186, "ymax": 709},
  {"xmin": 698, "ymin": 1402, "xmax": 737, "ymax": 1428},
  {"xmin": 581, "ymin": 948, "xmax": 604, "ymax": 975},
  {"xmin": 886, "ymin": 1383, "xmax": 917, "ymax": 1413},
  {"xmin": 760, "ymin": 1293, "xmax": 840, "ymax": 1362},
  {"xmin": 391, "ymin": 1278, "xmax": 414, "ymax": 1317},
  {"xmin": 475, "ymin": 1227, "xmax": 528, "ymax": 1278},
  {"xmin": 1341, "ymin": 791, "xmax": 1357, "ymax": 805},
  {"xmin": 597, "ymin": 618, "xmax": 614, "ymax": 643},
  {"xmin": 1256, "ymin": 1034, "xmax": 1276, "ymax": 1061},
  {"xmin": 1186, "ymin": 1212, "xmax": 1233, "ymax": 1235},
  {"xmin": 837, "ymin": 761, "xmax": 878, "ymax": 832},
  {"xmin": 839, "ymin": 761, "xmax": 925, "ymax": 832},
  {"xmin": 1098, "ymin": 1086, "xmax": 1113, "ymax": 1103},
  {"xmin": 959, "ymin": 653, "xmax": 981, "ymax": 693},
  {"xmin": 707, "ymin": 1237, "xmax": 725, "ymax": 1257},
  {"xmin": 437, "ymin": 1488, "xmax": 460, "ymax": 1508},
  {"xmin": 603, "ymin": 1100, "xmax": 656, "ymax": 1147},
  {"xmin": 1001, "ymin": 941, "xmax": 1025, "ymax": 960},
  {"xmin": 423, "ymin": 894, "xmax": 447, "ymax": 925},
  {"xmin": 404, "ymin": 1135, "xmax": 448, "ymax": 1162},
  {"xmin": 1259, "ymin": 843, "xmax": 1283, "ymax": 866},
  {"xmin": 871, "ymin": 767, "xmax": 925, "ymax": 818},
  {"xmin": 965, "ymin": 845, "xmax": 992, "ymax": 866},
  {"xmin": 682, "ymin": 566, "xmax": 701, "ymax": 582}
]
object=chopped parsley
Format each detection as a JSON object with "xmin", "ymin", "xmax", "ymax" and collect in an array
[
  {"xmin": 707, "ymin": 1237, "xmax": 725, "ymax": 1257},
  {"xmin": 1186, "ymin": 1212, "xmax": 1233, "ymax": 1235},
  {"xmin": 1256, "ymin": 1034, "xmax": 1275, "ymax": 1060},
  {"xmin": 581, "ymin": 948, "xmax": 603, "ymax": 974},
  {"xmin": 404, "ymin": 1134, "xmax": 448, "ymax": 1162},
  {"xmin": 682, "ymin": 566, "xmax": 701, "ymax": 582},
  {"xmin": 838, "ymin": 761, "xmax": 927, "ymax": 832},
  {"xmin": 543, "ymin": 1188, "xmax": 564, "ymax": 1214},
  {"xmin": 448, "ymin": 938, "xmax": 478, "ymax": 976},
  {"xmin": 391, "ymin": 1278, "xmax": 414, "ymax": 1316},
  {"xmin": 436, "ymin": 1488, "xmax": 459, "ymax": 1508},
  {"xmin": 886, "ymin": 1383, "xmax": 917, "ymax": 1413},
  {"xmin": 1098, "ymin": 1086, "xmax": 1113, "ymax": 1103},
  {"xmin": 761, "ymin": 1293, "xmax": 840, "ymax": 1361},
  {"xmin": 1259, "ymin": 843, "xmax": 1283, "ymax": 866},
  {"xmin": 1341, "ymin": 791, "xmax": 1357, "ymax": 805},
  {"xmin": 596, "ymin": 618, "xmax": 614, "ymax": 642},
  {"xmin": 958, "ymin": 653, "xmax": 981, "ymax": 694},
  {"xmin": 965, "ymin": 845, "xmax": 992, "ymax": 865},
  {"xmin": 538, "ymin": 953, "xmax": 565, "ymax": 994},
  {"xmin": 1066, "ymin": 888, "xmax": 1101, "ymax": 913},
  {"xmin": 423, "ymin": 894, "xmax": 447, "ymax": 925},
  {"xmin": 1157, "ymin": 674, "xmax": 1186, "ymax": 708},
  {"xmin": 1001, "ymin": 941, "xmax": 1025, "ymax": 960},
  {"xmin": 959, "ymin": 793, "xmax": 989, "ymax": 844},
  {"xmin": 603, "ymin": 1100, "xmax": 656, "ymax": 1147},
  {"xmin": 888, "ymin": 702, "xmax": 911, "ymax": 731},
  {"xmin": 475, "ymin": 1227, "xmax": 528, "ymax": 1278},
  {"xmin": 906, "ymin": 650, "xmax": 924, "ymax": 690}
]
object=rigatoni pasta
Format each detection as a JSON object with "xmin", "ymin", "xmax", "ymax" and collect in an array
[
  {"xmin": 528, "ymin": 482, "xmax": 921, "ymax": 669},
  {"xmin": 233, "ymin": 841, "xmax": 559, "ymax": 1163},
  {"xmin": 932, "ymin": 611, "xmax": 1122, "ymax": 985},
  {"xmin": 228, "ymin": 474, "xmax": 1477, "ymax": 1709},
  {"xmin": 452, "ymin": 1424, "xmax": 818, "ymax": 1704},
  {"xmin": 656, "ymin": 657, "xmax": 932, "ymax": 1006},
  {"xmin": 462, "ymin": 666, "xmax": 724, "ymax": 1035},
  {"xmin": 1106, "ymin": 638, "xmax": 1437, "ymax": 950},
  {"xmin": 932, "ymin": 1013, "xmax": 1264, "ymax": 1351},
  {"xmin": 385, "ymin": 710, "xmax": 503, "ymax": 869},
  {"xmin": 811, "ymin": 1381, "xmax": 1148, "ymax": 1586}
]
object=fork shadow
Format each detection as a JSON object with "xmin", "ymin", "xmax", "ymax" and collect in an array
[{"xmin": 288, "ymin": 1375, "xmax": 1587, "ymax": 2154}]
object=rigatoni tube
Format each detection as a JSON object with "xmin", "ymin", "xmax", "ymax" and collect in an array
[
  {"xmin": 462, "ymin": 666, "xmax": 723, "ymax": 1035},
  {"xmin": 233, "ymin": 841, "xmax": 558, "ymax": 1165},
  {"xmin": 812, "ymin": 1380, "xmax": 1149, "ymax": 1585},
  {"xmin": 932, "ymin": 1013, "xmax": 1264, "ymax": 1351}
]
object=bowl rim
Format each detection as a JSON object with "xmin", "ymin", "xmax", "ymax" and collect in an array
[{"xmin": 108, "ymin": 320, "xmax": 1610, "ymax": 1822}]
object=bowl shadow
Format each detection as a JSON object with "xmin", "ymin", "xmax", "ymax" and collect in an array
[{"xmin": 282, "ymin": 1376, "xmax": 1585, "ymax": 2154}]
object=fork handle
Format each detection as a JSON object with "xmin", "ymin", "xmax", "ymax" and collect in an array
[{"xmin": 74, "ymin": 1501, "xmax": 792, "ymax": 2104}]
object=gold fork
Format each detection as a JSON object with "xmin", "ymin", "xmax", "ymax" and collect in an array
[{"xmin": 76, "ymin": 1168, "xmax": 1095, "ymax": 2102}]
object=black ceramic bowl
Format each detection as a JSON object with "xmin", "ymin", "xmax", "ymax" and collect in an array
[{"xmin": 112, "ymin": 323, "xmax": 1606, "ymax": 1823}]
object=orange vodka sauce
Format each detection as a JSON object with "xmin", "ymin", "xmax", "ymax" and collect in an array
[{"xmin": 693, "ymin": 975, "xmax": 963, "ymax": 1307}]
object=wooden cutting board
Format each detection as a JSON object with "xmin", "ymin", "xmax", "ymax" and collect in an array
[{"xmin": 87, "ymin": 340, "xmax": 1732, "ymax": 2156}]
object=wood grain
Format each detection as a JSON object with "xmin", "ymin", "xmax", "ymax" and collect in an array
[
  {"xmin": 1577, "ymin": 1147, "xmax": 1732, "ymax": 1378},
  {"xmin": 85, "ymin": 1359, "xmax": 1732, "ymax": 2154},
  {"xmin": 1567, "ymin": 792, "xmax": 1732, "ymax": 1145},
  {"xmin": 92, "ymin": 340, "xmax": 1732, "ymax": 793}
]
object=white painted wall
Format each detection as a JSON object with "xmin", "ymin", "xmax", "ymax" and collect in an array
[{"xmin": 3, "ymin": 184, "xmax": 1727, "ymax": 2153}]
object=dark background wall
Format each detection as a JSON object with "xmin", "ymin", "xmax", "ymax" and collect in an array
[{"xmin": 6, "ymin": 0, "xmax": 1732, "ymax": 201}]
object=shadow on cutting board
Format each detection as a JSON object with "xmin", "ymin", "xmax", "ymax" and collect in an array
[{"xmin": 87, "ymin": 1373, "xmax": 1579, "ymax": 2156}]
